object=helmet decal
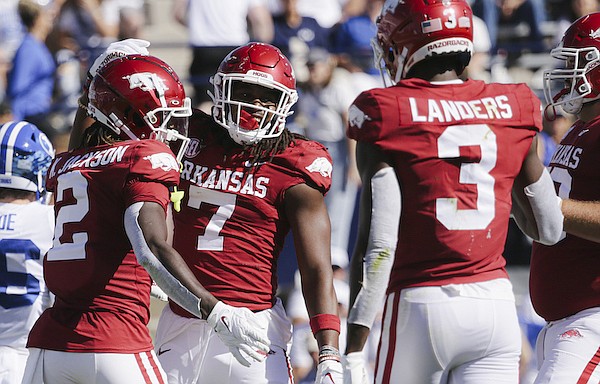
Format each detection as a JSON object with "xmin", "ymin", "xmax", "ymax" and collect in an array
[{"xmin": 124, "ymin": 72, "xmax": 169, "ymax": 93}]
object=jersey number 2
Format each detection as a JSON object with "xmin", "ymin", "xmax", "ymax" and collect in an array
[{"xmin": 47, "ymin": 172, "xmax": 89, "ymax": 261}]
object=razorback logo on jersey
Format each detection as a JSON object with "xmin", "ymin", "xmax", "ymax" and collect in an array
[
  {"xmin": 124, "ymin": 72, "xmax": 168, "ymax": 93},
  {"xmin": 143, "ymin": 152, "xmax": 179, "ymax": 172},
  {"xmin": 559, "ymin": 329, "xmax": 583, "ymax": 340},
  {"xmin": 305, "ymin": 157, "xmax": 332, "ymax": 178},
  {"xmin": 348, "ymin": 104, "xmax": 372, "ymax": 129}
]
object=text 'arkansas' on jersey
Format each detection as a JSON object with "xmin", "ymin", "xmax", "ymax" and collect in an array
[{"xmin": 181, "ymin": 160, "xmax": 270, "ymax": 198}]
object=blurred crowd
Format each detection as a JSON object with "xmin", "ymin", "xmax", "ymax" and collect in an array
[
  {"xmin": 0, "ymin": 0, "xmax": 595, "ymax": 153},
  {"xmin": 0, "ymin": 0, "xmax": 592, "ymax": 382}
]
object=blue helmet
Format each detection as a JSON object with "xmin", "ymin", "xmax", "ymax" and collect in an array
[{"xmin": 0, "ymin": 121, "xmax": 55, "ymax": 196}]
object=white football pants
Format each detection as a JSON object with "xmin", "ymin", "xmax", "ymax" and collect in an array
[
  {"xmin": 155, "ymin": 298, "xmax": 293, "ymax": 384},
  {"xmin": 375, "ymin": 278, "xmax": 522, "ymax": 384}
]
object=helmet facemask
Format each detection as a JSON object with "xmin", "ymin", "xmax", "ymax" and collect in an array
[
  {"xmin": 142, "ymin": 97, "xmax": 192, "ymax": 162},
  {"xmin": 371, "ymin": 37, "xmax": 406, "ymax": 87},
  {"xmin": 210, "ymin": 71, "xmax": 298, "ymax": 145},
  {"xmin": 543, "ymin": 46, "xmax": 600, "ymax": 115}
]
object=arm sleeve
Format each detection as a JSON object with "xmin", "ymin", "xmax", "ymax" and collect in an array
[
  {"xmin": 124, "ymin": 202, "xmax": 203, "ymax": 318},
  {"xmin": 513, "ymin": 168, "xmax": 564, "ymax": 245},
  {"xmin": 347, "ymin": 167, "xmax": 400, "ymax": 328}
]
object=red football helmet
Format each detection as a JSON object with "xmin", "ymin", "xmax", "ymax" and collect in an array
[
  {"xmin": 210, "ymin": 42, "xmax": 298, "ymax": 145},
  {"xmin": 543, "ymin": 12, "xmax": 600, "ymax": 116},
  {"xmin": 88, "ymin": 55, "xmax": 192, "ymax": 160},
  {"xmin": 373, "ymin": 0, "xmax": 474, "ymax": 84}
]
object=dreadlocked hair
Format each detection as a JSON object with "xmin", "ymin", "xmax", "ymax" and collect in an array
[
  {"xmin": 244, "ymin": 128, "xmax": 309, "ymax": 166},
  {"xmin": 80, "ymin": 122, "xmax": 121, "ymax": 148}
]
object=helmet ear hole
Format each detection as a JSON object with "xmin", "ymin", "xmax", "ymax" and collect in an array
[{"xmin": 132, "ymin": 113, "xmax": 146, "ymax": 130}]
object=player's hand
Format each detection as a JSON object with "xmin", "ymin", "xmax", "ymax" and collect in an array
[
  {"xmin": 88, "ymin": 38, "xmax": 151, "ymax": 79},
  {"xmin": 342, "ymin": 352, "xmax": 369, "ymax": 384},
  {"xmin": 316, "ymin": 359, "xmax": 344, "ymax": 384},
  {"xmin": 206, "ymin": 301, "xmax": 270, "ymax": 367}
]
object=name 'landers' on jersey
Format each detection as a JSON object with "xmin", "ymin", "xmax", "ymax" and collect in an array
[{"xmin": 347, "ymin": 78, "xmax": 542, "ymax": 291}]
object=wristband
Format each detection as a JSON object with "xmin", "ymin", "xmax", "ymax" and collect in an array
[
  {"xmin": 318, "ymin": 344, "xmax": 341, "ymax": 363},
  {"xmin": 310, "ymin": 313, "xmax": 341, "ymax": 335}
]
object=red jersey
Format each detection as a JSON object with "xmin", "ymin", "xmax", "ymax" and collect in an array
[
  {"xmin": 531, "ymin": 116, "xmax": 600, "ymax": 321},
  {"xmin": 170, "ymin": 110, "xmax": 332, "ymax": 316},
  {"xmin": 27, "ymin": 140, "xmax": 180, "ymax": 353},
  {"xmin": 347, "ymin": 79, "xmax": 541, "ymax": 293}
]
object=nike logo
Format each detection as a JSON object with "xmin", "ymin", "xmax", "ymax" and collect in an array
[
  {"xmin": 220, "ymin": 316, "xmax": 231, "ymax": 332},
  {"xmin": 579, "ymin": 129, "xmax": 590, "ymax": 136},
  {"xmin": 157, "ymin": 347, "xmax": 171, "ymax": 356},
  {"xmin": 244, "ymin": 160, "xmax": 268, "ymax": 168}
]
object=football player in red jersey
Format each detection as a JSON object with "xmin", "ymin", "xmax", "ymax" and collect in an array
[
  {"xmin": 152, "ymin": 42, "xmax": 343, "ymax": 384},
  {"xmin": 531, "ymin": 12, "xmax": 600, "ymax": 384},
  {"xmin": 342, "ymin": 0, "xmax": 565, "ymax": 383},
  {"xmin": 22, "ymin": 54, "xmax": 270, "ymax": 384}
]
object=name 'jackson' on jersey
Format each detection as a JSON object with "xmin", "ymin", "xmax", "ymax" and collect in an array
[
  {"xmin": 347, "ymin": 78, "xmax": 542, "ymax": 292},
  {"xmin": 27, "ymin": 140, "xmax": 180, "ymax": 353},
  {"xmin": 169, "ymin": 110, "xmax": 333, "ymax": 317}
]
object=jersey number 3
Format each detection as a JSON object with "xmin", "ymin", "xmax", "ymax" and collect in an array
[{"xmin": 436, "ymin": 124, "xmax": 497, "ymax": 230}]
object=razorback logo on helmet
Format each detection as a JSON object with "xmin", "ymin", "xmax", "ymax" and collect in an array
[
  {"xmin": 143, "ymin": 152, "xmax": 179, "ymax": 172},
  {"xmin": 591, "ymin": 27, "xmax": 600, "ymax": 39},
  {"xmin": 124, "ymin": 72, "xmax": 168, "ymax": 93},
  {"xmin": 305, "ymin": 157, "xmax": 333, "ymax": 178},
  {"xmin": 348, "ymin": 104, "xmax": 372, "ymax": 129}
]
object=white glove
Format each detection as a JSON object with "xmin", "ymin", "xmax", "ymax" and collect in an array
[
  {"xmin": 342, "ymin": 352, "xmax": 369, "ymax": 384},
  {"xmin": 88, "ymin": 38, "xmax": 151, "ymax": 78},
  {"xmin": 207, "ymin": 301, "xmax": 270, "ymax": 367},
  {"xmin": 316, "ymin": 359, "xmax": 344, "ymax": 384},
  {"xmin": 150, "ymin": 282, "xmax": 168, "ymax": 302}
]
